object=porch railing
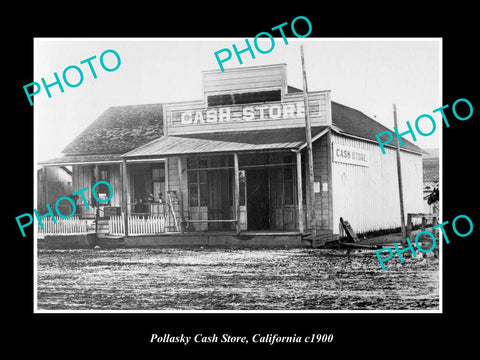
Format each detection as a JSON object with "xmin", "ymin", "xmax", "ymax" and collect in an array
[
  {"xmin": 37, "ymin": 216, "xmax": 88, "ymax": 234},
  {"xmin": 109, "ymin": 214, "xmax": 171, "ymax": 235},
  {"xmin": 108, "ymin": 215, "xmax": 125, "ymax": 234}
]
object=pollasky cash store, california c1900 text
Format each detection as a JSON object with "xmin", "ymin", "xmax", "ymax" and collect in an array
[{"xmin": 39, "ymin": 63, "xmax": 425, "ymax": 247}]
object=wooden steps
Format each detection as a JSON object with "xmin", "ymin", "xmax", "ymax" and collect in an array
[
  {"xmin": 302, "ymin": 230, "xmax": 340, "ymax": 248},
  {"xmin": 86, "ymin": 219, "xmax": 110, "ymax": 234}
]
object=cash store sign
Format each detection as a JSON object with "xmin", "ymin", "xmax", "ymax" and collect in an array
[{"xmin": 173, "ymin": 101, "xmax": 319, "ymax": 126}]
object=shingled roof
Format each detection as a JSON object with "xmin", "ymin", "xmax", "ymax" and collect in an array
[
  {"xmin": 331, "ymin": 101, "xmax": 424, "ymax": 154},
  {"xmin": 40, "ymin": 97, "xmax": 424, "ymax": 166},
  {"xmin": 62, "ymin": 103, "xmax": 163, "ymax": 156}
]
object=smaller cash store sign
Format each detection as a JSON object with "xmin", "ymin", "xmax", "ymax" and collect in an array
[{"xmin": 333, "ymin": 143, "xmax": 369, "ymax": 167}]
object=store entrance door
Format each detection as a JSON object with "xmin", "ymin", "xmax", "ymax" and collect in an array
[{"xmin": 246, "ymin": 168, "xmax": 270, "ymax": 230}]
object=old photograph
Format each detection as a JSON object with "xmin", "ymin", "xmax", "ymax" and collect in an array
[{"xmin": 33, "ymin": 38, "xmax": 441, "ymax": 312}]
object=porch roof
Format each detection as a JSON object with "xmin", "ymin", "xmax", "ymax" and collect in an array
[
  {"xmin": 38, "ymin": 153, "xmax": 124, "ymax": 166},
  {"xmin": 122, "ymin": 126, "xmax": 329, "ymax": 158}
]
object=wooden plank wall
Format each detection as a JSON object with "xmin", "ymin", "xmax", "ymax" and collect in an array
[
  {"xmin": 166, "ymin": 157, "xmax": 186, "ymax": 229},
  {"xmin": 330, "ymin": 133, "xmax": 424, "ymax": 235},
  {"xmin": 167, "ymin": 158, "xmax": 179, "ymax": 194},
  {"xmin": 72, "ymin": 165, "xmax": 95, "ymax": 217},
  {"xmin": 106, "ymin": 164, "xmax": 122, "ymax": 208},
  {"xmin": 310, "ymin": 136, "xmax": 330, "ymax": 230},
  {"xmin": 72, "ymin": 164, "xmax": 123, "ymax": 217},
  {"xmin": 202, "ymin": 64, "xmax": 287, "ymax": 97},
  {"xmin": 164, "ymin": 64, "xmax": 331, "ymax": 136},
  {"xmin": 37, "ymin": 167, "xmax": 73, "ymax": 211}
]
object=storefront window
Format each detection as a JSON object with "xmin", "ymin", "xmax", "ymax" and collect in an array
[
  {"xmin": 189, "ymin": 183, "xmax": 199, "ymax": 207},
  {"xmin": 187, "ymin": 157, "xmax": 209, "ymax": 207},
  {"xmin": 207, "ymin": 90, "xmax": 281, "ymax": 106},
  {"xmin": 199, "ymin": 169, "xmax": 207, "ymax": 183},
  {"xmin": 187, "ymin": 157, "xmax": 198, "ymax": 169},
  {"xmin": 199, "ymin": 182, "xmax": 208, "ymax": 206}
]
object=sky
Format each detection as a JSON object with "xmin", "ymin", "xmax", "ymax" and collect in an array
[{"xmin": 34, "ymin": 38, "xmax": 441, "ymax": 163}]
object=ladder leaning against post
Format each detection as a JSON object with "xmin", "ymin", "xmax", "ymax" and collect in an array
[{"xmin": 166, "ymin": 191, "xmax": 179, "ymax": 232}]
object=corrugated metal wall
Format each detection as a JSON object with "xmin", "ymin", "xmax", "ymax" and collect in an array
[{"xmin": 331, "ymin": 133, "xmax": 423, "ymax": 234}]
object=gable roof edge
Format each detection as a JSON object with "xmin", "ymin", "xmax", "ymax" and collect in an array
[{"xmin": 330, "ymin": 127, "xmax": 426, "ymax": 155}]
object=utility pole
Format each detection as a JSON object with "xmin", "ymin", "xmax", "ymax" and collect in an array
[
  {"xmin": 301, "ymin": 45, "xmax": 316, "ymax": 241},
  {"xmin": 393, "ymin": 104, "xmax": 407, "ymax": 244}
]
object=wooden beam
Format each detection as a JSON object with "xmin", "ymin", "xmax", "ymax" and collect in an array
[
  {"xmin": 304, "ymin": 149, "xmax": 310, "ymax": 229},
  {"xmin": 300, "ymin": 45, "xmax": 316, "ymax": 240},
  {"xmin": 234, "ymin": 153, "xmax": 240, "ymax": 234},
  {"xmin": 393, "ymin": 104, "xmax": 407, "ymax": 244},
  {"xmin": 43, "ymin": 167, "xmax": 48, "ymax": 212},
  {"xmin": 296, "ymin": 151, "xmax": 304, "ymax": 233},
  {"xmin": 164, "ymin": 158, "xmax": 169, "ymax": 194},
  {"xmin": 94, "ymin": 164, "xmax": 99, "ymax": 232},
  {"xmin": 177, "ymin": 157, "xmax": 184, "ymax": 232},
  {"xmin": 184, "ymin": 219, "xmax": 237, "ymax": 223},
  {"xmin": 326, "ymin": 128, "xmax": 334, "ymax": 231},
  {"xmin": 119, "ymin": 161, "xmax": 123, "ymax": 209},
  {"xmin": 122, "ymin": 159, "xmax": 129, "ymax": 236}
]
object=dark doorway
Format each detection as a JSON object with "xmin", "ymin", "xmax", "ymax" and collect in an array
[
  {"xmin": 208, "ymin": 168, "xmax": 232, "ymax": 231},
  {"xmin": 246, "ymin": 168, "xmax": 270, "ymax": 230}
]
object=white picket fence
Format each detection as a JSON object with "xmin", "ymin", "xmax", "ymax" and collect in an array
[
  {"xmin": 37, "ymin": 216, "xmax": 88, "ymax": 234},
  {"xmin": 109, "ymin": 215, "xmax": 167, "ymax": 235},
  {"xmin": 108, "ymin": 215, "xmax": 124, "ymax": 234}
]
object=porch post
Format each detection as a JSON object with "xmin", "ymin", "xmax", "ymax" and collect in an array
[
  {"xmin": 234, "ymin": 153, "xmax": 240, "ymax": 234},
  {"xmin": 326, "ymin": 128, "xmax": 334, "ymax": 231},
  {"xmin": 122, "ymin": 159, "xmax": 129, "ymax": 236},
  {"xmin": 296, "ymin": 151, "xmax": 304, "ymax": 233},
  {"xmin": 304, "ymin": 150, "xmax": 310, "ymax": 229},
  {"xmin": 177, "ymin": 157, "xmax": 184, "ymax": 233},
  {"xmin": 43, "ymin": 167, "xmax": 48, "ymax": 212},
  {"xmin": 94, "ymin": 164, "xmax": 99, "ymax": 232}
]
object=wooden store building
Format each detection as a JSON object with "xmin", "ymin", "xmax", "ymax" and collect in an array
[{"xmin": 40, "ymin": 63, "xmax": 425, "ymax": 247}]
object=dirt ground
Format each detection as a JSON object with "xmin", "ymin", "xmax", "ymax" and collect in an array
[{"xmin": 36, "ymin": 246, "xmax": 439, "ymax": 311}]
